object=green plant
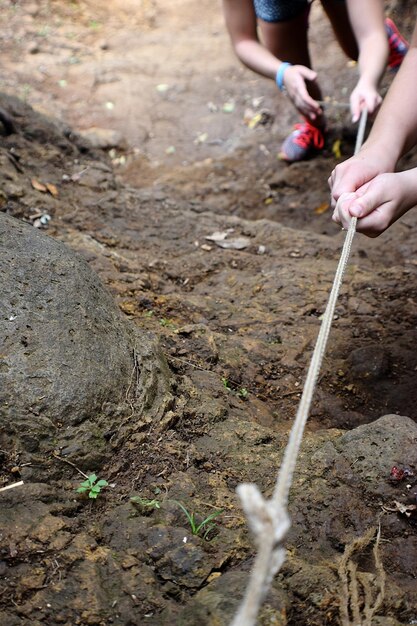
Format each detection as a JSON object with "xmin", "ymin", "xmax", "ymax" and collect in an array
[
  {"xmin": 174, "ymin": 501, "xmax": 223, "ymax": 540},
  {"xmin": 130, "ymin": 496, "xmax": 161, "ymax": 510},
  {"xmin": 159, "ymin": 317, "xmax": 175, "ymax": 328},
  {"xmin": 237, "ymin": 387, "xmax": 249, "ymax": 399},
  {"xmin": 89, "ymin": 20, "xmax": 102, "ymax": 30},
  {"xmin": 76, "ymin": 474, "xmax": 108, "ymax": 499},
  {"xmin": 221, "ymin": 377, "xmax": 231, "ymax": 390}
]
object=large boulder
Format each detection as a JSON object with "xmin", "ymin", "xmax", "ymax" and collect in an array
[{"xmin": 0, "ymin": 213, "xmax": 172, "ymax": 468}]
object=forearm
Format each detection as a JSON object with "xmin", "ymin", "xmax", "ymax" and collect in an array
[
  {"xmin": 363, "ymin": 40, "xmax": 417, "ymax": 164},
  {"xmin": 356, "ymin": 31, "xmax": 388, "ymax": 88},
  {"xmin": 396, "ymin": 167, "xmax": 417, "ymax": 211},
  {"xmin": 234, "ymin": 39, "xmax": 282, "ymax": 80}
]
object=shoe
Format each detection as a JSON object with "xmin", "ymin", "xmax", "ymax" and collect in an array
[
  {"xmin": 279, "ymin": 122, "xmax": 325, "ymax": 162},
  {"xmin": 385, "ymin": 17, "xmax": 409, "ymax": 72}
]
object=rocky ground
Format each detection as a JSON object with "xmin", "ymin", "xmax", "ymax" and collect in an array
[{"xmin": 0, "ymin": 1, "xmax": 416, "ymax": 625}]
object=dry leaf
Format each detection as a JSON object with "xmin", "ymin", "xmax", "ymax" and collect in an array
[
  {"xmin": 195, "ymin": 132, "xmax": 208, "ymax": 144},
  {"xmin": 248, "ymin": 113, "xmax": 263, "ymax": 129},
  {"xmin": 46, "ymin": 183, "xmax": 59, "ymax": 197},
  {"xmin": 314, "ymin": 201, "xmax": 330, "ymax": 215},
  {"xmin": 214, "ymin": 237, "xmax": 250, "ymax": 250},
  {"xmin": 222, "ymin": 102, "xmax": 235, "ymax": 113},
  {"xmin": 205, "ymin": 229, "xmax": 234, "ymax": 242},
  {"xmin": 31, "ymin": 179, "xmax": 47, "ymax": 193},
  {"xmin": 383, "ymin": 501, "xmax": 417, "ymax": 517},
  {"xmin": 119, "ymin": 302, "xmax": 136, "ymax": 315},
  {"xmin": 332, "ymin": 139, "xmax": 342, "ymax": 159}
]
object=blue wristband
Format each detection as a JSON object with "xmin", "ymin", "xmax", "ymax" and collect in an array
[{"xmin": 276, "ymin": 62, "xmax": 292, "ymax": 92}]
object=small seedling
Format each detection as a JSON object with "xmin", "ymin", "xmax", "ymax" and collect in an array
[
  {"xmin": 89, "ymin": 20, "xmax": 102, "ymax": 30},
  {"xmin": 237, "ymin": 387, "xmax": 249, "ymax": 399},
  {"xmin": 76, "ymin": 474, "xmax": 108, "ymax": 499},
  {"xmin": 159, "ymin": 317, "xmax": 175, "ymax": 328},
  {"xmin": 221, "ymin": 377, "xmax": 231, "ymax": 390},
  {"xmin": 174, "ymin": 501, "xmax": 223, "ymax": 540},
  {"xmin": 130, "ymin": 496, "xmax": 161, "ymax": 510}
]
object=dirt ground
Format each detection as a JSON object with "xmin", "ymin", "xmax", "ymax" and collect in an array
[{"xmin": 1, "ymin": 1, "xmax": 417, "ymax": 625}]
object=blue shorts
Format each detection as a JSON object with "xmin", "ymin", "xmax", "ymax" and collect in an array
[{"xmin": 253, "ymin": 0, "xmax": 344, "ymax": 23}]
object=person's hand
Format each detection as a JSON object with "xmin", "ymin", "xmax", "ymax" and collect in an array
[
  {"xmin": 283, "ymin": 65, "xmax": 322, "ymax": 121},
  {"xmin": 328, "ymin": 148, "xmax": 395, "ymax": 209},
  {"xmin": 350, "ymin": 78, "xmax": 382, "ymax": 123},
  {"xmin": 332, "ymin": 171, "xmax": 417, "ymax": 237}
]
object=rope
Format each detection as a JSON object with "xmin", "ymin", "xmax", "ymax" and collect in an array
[
  {"xmin": 231, "ymin": 109, "xmax": 369, "ymax": 626},
  {"xmin": 274, "ymin": 108, "xmax": 367, "ymax": 505}
]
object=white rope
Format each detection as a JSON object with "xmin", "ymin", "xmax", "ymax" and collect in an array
[{"xmin": 231, "ymin": 109, "xmax": 368, "ymax": 626}]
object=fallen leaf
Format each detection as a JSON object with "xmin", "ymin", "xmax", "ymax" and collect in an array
[
  {"xmin": 264, "ymin": 197, "xmax": 273, "ymax": 205},
  {"xmin": 383, "ymin": 501, "xmax": 417, "ymax": 517},
  {"xmin": 332, "ymin": 139, "xmax": 342, "ymax": 159},
  {"xmin": 194, "ymin": 132, "xmax": 208, "ymax": 144},
  {"xmin": 31, "ymin": 179, "xmax": 47, "ymax": 193},
  {"xmin": 214, "ymin": 237, "xmax": 250, "ymax": 250},
  {"xmin": 251, "ymin": 96, "xmax": 264, "ymax": 108},
  {"xmin": 205, "ymin": 229, "xmax": 234, "ymax": 242},
  {"xmin": 119, "ymin": 302, "xmax": 136, "ymax": 315},
  {"xmin": 248, "ymin": 113, "xmax": 263, "ymax": 129},
  {"xmin": 314, "ymin": 201, "xmax": 330, "ymax": 215},
  {"xmin": 222, "ymin": 102, "xmax": 235, "ymax": 113},
  {"xmin": 46, "ymin": 183, "xmax": 59, "ymax": 197}
]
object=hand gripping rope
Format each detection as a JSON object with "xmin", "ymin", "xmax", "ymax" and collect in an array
[{"xmin": 230, "ymin": 109, "xmax": 368, "ymax": 626}]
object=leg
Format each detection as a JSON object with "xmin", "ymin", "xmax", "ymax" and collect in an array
[
  {"xmin": 321, "ymin": 0, "xmax": 358, "ymax": 60},
  {"xmin": 258, "ymin": 8, "xmax": 323, "ymax": 103},
  {"xmin": 256, "ymin": 1, "xmax": 326, "ymax": 161}
]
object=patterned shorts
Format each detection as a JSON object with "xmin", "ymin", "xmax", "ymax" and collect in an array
[
  {"xmin": 253, "ymin": 0, "xmax": 344, "ymax": 23},
  {"xmin": 253, "ymin": 0, "xmax": 310, "ymax": 22}
]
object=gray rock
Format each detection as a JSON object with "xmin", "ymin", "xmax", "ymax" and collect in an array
[
  {"xmin": 79, "ymin": 126, "xmax": 125, "ymax": 149},
  {"xmin": 346, "ymin": 344, "xmax": 390, "ymax": 381},
  {"xmin": 0, "ymin": 214, "xmax": 172, "ymax": 464}
]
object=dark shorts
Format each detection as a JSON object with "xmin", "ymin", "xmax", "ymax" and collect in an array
[{"xmin": 253, "ymin": 0, "xmax": 344, "ymax": 23}]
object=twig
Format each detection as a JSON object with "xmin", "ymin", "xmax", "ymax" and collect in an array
[
  {"xmin": 52, "ymin": 453, "xmax": 89, "ymax": 479},
  {"xmin": 0, "ymin": 480, "xmax": 24, "ymax": 492},
  {"xmin": 318, "ymin": 99, "xmax": 350, "ymax": 109}
]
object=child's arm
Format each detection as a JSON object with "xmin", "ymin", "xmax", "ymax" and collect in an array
[
  {"xmin": 330, "ymin": 22, "xmax": 417, "ymax": 208},
  {"xmin": 221, "ymin": 0, "xmax": 321, "ymax": 120},
  {"xmin": 347, "ymin": 0, "xmax": 388, "ymax": 122}
]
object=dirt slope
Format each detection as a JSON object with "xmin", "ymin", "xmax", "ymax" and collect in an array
[{"xmin": 1, "ymin": 1, "xmax": 417, "ymax": 625}]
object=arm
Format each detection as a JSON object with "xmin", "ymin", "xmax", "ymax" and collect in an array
[
  {"xmin": 329, "ymin": 21, "xmax": 417, "ymax": 236},
  {"xmin": 221, "ymin": 0, "xmax": 321, "ymax": 120},
  {"xmin": 347, "ymin": 0, "xmax": 388, "ymax": 121},
  {"xmin": 222, "ymin": 0, "xmax": 281, "ymax": 80}
]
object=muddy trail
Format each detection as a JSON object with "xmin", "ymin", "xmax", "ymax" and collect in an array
[{"xmin": 1, "ymin": 1, "xmax": 417, "ymax": 625}]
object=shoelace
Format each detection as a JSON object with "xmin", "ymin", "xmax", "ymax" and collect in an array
[
  {"xmin": 293, "ymin": 123, "xmax": 324, "ymax": 150},
  {"xmin": 386, "ymin": 20, "xmax": 409, "ymax": 68},
  {"xmin": 388, "ymin": 38, "xmax": 407, "ymax": 68}
]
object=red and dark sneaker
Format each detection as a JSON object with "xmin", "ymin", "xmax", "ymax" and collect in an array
[
  {"xmin": 279, "ymin": 122, "xmax": 325, "ymax": 162},
  {"xmin": 385, "ymin": 17, "xmax": 409, "ymax": 72}
]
